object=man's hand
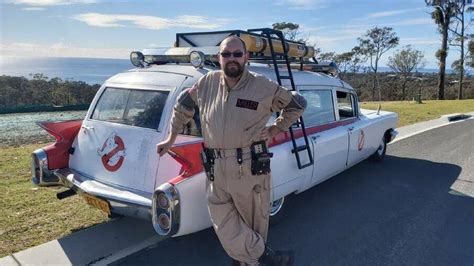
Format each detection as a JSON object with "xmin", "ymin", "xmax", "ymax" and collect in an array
[
  {"xmin": 157, "ymin": 132, "xmax": 178, "ymax": 157},
  {"xmin": 260, "ymin": 125, "xmax": 282, "ymax": 143}
]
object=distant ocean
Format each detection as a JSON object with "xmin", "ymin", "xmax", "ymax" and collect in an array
[
  {"xmin": 0, "ymin": 56, "xmax": 133, "ymax": 85},
  {"xmin": 0, "ymin": 56, "xmax": 462, "ymax": 85}
]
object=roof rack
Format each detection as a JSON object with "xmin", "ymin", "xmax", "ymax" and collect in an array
[{"xmin": 129, "ymin": 28, "xmax": 338, "ymax": 76}]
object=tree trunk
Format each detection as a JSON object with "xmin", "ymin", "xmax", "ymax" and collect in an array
[
  {"xmin": 458, "ymin": 8, "xmax": 465, "ymax": 100},
  {"xmin": 439, "ymin": 21, "xmax": 448, "ymax": 100},
  {"xmin": 402, "ymin": 77, "xmax": 408, "ymax": 101},
  {"xmin": 459, "ymin": 49, "xmax": 464, "ymax": 100},
  {"xmin": 372, "ymin": 72, "xmax": 376, "ymax": 101}
]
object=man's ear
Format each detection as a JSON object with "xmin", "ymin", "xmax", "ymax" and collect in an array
[{"xmin": 245, "ymin": 51, "xmax": 250, "ymax": 61}]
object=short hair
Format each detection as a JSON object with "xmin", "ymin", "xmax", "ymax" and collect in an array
[{"xmin": 220, "ymin": 35, "xmax": 247, "ymax": 52}]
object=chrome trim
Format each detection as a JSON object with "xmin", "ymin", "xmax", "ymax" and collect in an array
[
  {"xmin": 270, "ymin": 197, "xmax": 285, "ymax": 216},
  {"xmin": 31, "ymin": 149, "xmax": 60, "ymax": 186},
  {"xmin": 389, "ymin": 129, "xmax": 399, "ymax": 143},
  {"xmin": 54, "ymin": 168, "xmax": 153, "ymax": 220},
  {"xmin": 152, "ymin": 183, "xmax": 180, "ymax": 236}
]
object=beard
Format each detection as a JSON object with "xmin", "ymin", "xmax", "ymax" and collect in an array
[{"xmin": 223, "ymin": 61, "xmax": 244, "ymax": 78}]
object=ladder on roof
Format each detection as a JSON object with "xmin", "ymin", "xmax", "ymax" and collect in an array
[{"xmin": 248, "ymin": 28, "xmax": 314, "ymax": 169}]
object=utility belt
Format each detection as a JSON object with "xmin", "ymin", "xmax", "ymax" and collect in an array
[{"xmin": 200, "ymin": 141, "xmax": 273, "ymax": 181}]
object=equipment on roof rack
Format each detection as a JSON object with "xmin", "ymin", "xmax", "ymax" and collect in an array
[
  {"xmin": 302, "ymin": 61, "xmax": 338, "ymax": 76},
  {"xmin": 129, "ymin": 28, "xmax": 339, "ymax": 77},
  {"xmin": 175, "ymin": 30, "xmax": 315, "ymax": 59}
]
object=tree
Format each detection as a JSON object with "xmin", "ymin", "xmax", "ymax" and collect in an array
[
  {"xmin": 272, "ymin": 22, "xmax": 308, "ymax": 43},
  {"xmin": 334, "ymin": 48, "xmax": 366, "ymax": 77},
  {"xmin": 317, "ymin": 52, "xmax": 336, "ymax": 62},
  {"xmin": 448, "ymin": 0, "xmax": 473, "ymax": 99},
  {"xmin": 467, "ymin": 39, "xmax": 474, "ymax": 67},
  {"xmin": 426, "ymin": 0, "xmax": 460, "ymax": 100},
  {"xmin": 387, "ymin": 46, "xmax": 426, "ymax": 100},
  {"xmin": 357, "ymin": 26, "xmax": 399, "ymax": 101}
]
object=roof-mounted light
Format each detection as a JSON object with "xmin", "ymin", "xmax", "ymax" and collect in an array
[
  {"xmin": 190, "ymin": 51, "xmax": 206, "ymax": 68},
  {"xmin": 130, "ymin": 51, "xmax": 145, "ymax": 68}
]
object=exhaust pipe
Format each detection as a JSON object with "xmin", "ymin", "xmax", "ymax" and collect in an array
[{"xmin": 57, "ymin": 189, "xmax": 77, "ymax": 200}]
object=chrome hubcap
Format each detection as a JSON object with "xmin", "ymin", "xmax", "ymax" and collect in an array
[{"xmin": 270, "ymin": 197, "xmax": 285, "ymax": 216}]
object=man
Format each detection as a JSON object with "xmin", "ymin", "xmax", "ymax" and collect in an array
[{"xmin": 157, "ymin": 35, "xmax": 306, "ymax": 266}]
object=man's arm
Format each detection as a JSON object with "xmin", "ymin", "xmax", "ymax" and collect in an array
[
  {"xmin": 268, "ymin": 85, "xmax": 307, "ymax": 138},
  {"xmin": 157, "ymin": 83, "xmax": 199, "ymax": 156}
]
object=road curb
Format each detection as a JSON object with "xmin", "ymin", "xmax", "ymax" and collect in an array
[
  {"xmin": 391, "ymin": 112, "xmax": 474, "ymax": 144},
  {"xmin": 1, "ymin": 217, "xmax": 160, "ymax": 266}
]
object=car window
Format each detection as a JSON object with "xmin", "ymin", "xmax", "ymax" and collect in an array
[
  {"xmin": 91, "ymin": 87, "xmax": 169, "ymax": 130},
  {"xmin": 300, "ymin": 90, "xmax": 336, "ymax": 126},
  {"xmin": 336, "ymin": 90, "xmax": 356, "ymax": 119}
]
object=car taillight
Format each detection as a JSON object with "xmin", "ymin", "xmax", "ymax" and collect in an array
[
  {"xmin": 158, "ymin": 213, "xmax": 170, "ymax": 230},
  {"xmin": 152, "ymin": 183, "xmax": 180, "ymax": 236}
]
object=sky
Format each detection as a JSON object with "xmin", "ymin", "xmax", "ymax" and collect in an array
[{"xmin": 0, "ymin": 0, "xmax": 468, "ymax": 69}]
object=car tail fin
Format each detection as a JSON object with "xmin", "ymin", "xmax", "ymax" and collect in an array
[
  {"xmin": 37, "ymin": 120, "xmax": 83, "ymax": 143},
  {"xmin": 168, "ymin": 142, "xmax": 203, "ymax": 178}
]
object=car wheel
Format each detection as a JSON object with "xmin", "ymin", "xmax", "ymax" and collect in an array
[
  {"xmin": 269, "ymin": 196, "xmax": 286, "ymax": 226},
  {"xmin": 371, "ymin": 135, "xmax": 387, "ymax": 162}
]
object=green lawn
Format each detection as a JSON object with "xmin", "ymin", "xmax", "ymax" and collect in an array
[
  {"xmin": 1, "ymin": 99, "xmax": 474, "ymax": 257},
  {"xmin": 0, "ymin": 144, "xmax": 108, "ymax": 257},
  {"xmin": 361, "ymin": 99, "xmax": 474, "ymax": 127}
]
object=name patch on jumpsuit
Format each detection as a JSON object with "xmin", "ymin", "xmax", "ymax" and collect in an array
[{"xmin": 236, "ymin": 98, "xmax": 259, "ymax": 110}]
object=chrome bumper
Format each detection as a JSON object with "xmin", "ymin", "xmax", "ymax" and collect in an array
[{"xmin": 54, "ymin": 168, "xmax": 153, "ymax": 221}]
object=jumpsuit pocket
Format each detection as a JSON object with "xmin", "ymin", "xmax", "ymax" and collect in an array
[{"xmin": 254, "ymin": 175, "xmax": 270, "ymax": 218}]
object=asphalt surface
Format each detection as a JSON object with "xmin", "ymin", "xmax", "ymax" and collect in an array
[{"xmin": 113, "ymin": 119, "xmax": 474, "ymax": 266}]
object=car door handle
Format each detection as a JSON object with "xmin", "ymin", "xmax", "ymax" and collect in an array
[
  {"xmin": 348, "ymin": 126, "xmax": 354, "ymax": 131},
  {"xmin": 311, "ymin": 135, "xmax": 320, "ymax": 141},
  {"xmin": 81, "ymin": 125, "xmax": 94, "ymax": 130}
]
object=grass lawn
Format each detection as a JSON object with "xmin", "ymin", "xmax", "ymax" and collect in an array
[
  {"xmin": 0, "ymin": 144, "xmax": 108, "ymax": 257},
  {"xmin": 361, "ymin": 99, "xmax": 474, "ymax": 127},
  {"xmin": 1, "ymin": 99, "xmax": 474, "ymax": 257}
]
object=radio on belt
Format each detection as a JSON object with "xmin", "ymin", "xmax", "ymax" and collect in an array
[{"xmin": 250, "ymin": 141, "xmax": 273, "ymax": 175}]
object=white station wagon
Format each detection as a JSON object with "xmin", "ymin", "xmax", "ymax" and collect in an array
[{"xmin": 32, "ymin": 29, "xmax": 398, "ymax": 238}]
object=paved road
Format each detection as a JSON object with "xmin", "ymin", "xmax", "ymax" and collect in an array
[{"xmin": 115, "ymin": 120, "xmax": 474, "ymax": 265}]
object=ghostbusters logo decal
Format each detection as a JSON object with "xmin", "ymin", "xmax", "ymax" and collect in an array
[
  {"xmin": 97, "ymin": 132, "xmax": 126, "ymax": 172},
  {"xmin": 357, "ymin": 129, "xmax": 365, "ymax": 151}
]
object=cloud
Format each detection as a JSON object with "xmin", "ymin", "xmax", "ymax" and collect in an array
[
  {"xmin": 73, "ymin": 13, "xmax": 232, "ymax": 30},
  {"xmin": 366, "ymin": 8, "xmax": 424, "ymax": 19},
  {"xmin": 22, "ymin": 7, "xmax": 45, "ymax": 10},
  {"xmin": 0, "ymin": 42, "xmax": 130, "ymax": 59},
  {"xmin": 11, "ymin": 0, "xmax": 96, "ymax": 6},
  {"xmin": 388, "ymin": 18, "xmax": 433, "ymax": 27},
  {"xmin": 276, "ymin": 0, "xmax": 329, "ymax": 10},
  {"xmin": 400, "ymin": 38, "xmax": 439, "ymax": 46}
]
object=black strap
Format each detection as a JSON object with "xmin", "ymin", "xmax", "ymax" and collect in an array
[{"xmin": 236, "ymin": 148, "xmax": 243, "ymax": 165}]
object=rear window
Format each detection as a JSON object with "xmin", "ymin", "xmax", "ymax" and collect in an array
[{"xmin": 91, "ymin": 87, "xmax": 169, "ymax": 130}]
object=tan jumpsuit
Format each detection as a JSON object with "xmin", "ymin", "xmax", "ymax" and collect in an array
[{"xmin": 170, "ymin": 69, "xmax": 306, "ymax": 264}]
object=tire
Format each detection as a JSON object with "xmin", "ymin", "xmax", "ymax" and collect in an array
[
  {"xmin": 269, "ymin": 196, "xmax": 286, "ymax": 226},
  {"xmin": 371, "ymin": 134, "xmax": 387, "ymax": 162}
]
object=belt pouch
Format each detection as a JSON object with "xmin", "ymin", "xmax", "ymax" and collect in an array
[
  {"xmin": 200, "ymin": 146, "xmax": 215, "ymax": 181},
  {"xmin": 250, "ymin": 141, "xmax": 273, "ymax": 175}
]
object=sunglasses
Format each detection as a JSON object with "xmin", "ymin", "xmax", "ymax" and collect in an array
[{"xmin": 219, "ymin": 51, "xmax": 244, "ymax": 58}]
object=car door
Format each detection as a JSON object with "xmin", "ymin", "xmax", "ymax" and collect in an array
[
  {"xmin": 298, "ymin": 88, "xmax": 349, "ymax": 186},
  {"xmin": 337, "ymin": 90, "xmax": 370, "ymax": 166}
]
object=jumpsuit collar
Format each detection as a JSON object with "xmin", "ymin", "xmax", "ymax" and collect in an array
[{"xmin": 220, "ymin": 68, "xmax": 250, "ymax": 91}]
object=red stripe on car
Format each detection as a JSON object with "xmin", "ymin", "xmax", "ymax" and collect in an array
[{"xmin": 167, "ymin": 118, "xmax": 358, "ymax": 185}]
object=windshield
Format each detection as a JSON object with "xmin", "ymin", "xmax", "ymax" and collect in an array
[{"xmin": 91, "ymin": 87, "xmax": 170, "ymax": 130}]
